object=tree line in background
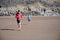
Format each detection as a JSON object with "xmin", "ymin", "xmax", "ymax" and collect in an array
[
  {"xmin": 0, "ymin": 7, "xmax": 60, "ymax": 16},
  {"xmin": 0, "ymin": 0, "xmax": 60, "ymax": 7}
]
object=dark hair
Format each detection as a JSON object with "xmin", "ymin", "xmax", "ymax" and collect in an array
[{"xmin": 18, "ymin": 10, "xmax": 20, "ymax": 12}]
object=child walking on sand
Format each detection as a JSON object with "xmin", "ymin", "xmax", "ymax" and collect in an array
[{"xmin": 15, "ymin": 10, "xmax": 22, "ymax": 31}]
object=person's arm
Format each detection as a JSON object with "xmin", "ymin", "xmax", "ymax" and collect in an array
[{"xmin": 20, "ymin": 12, "xmax": 22, "ymax": 18}]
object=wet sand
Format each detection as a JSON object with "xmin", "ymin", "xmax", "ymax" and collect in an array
[{"xmin": 0, "ymin": 16, "xmax": 60, "ymax": 40}]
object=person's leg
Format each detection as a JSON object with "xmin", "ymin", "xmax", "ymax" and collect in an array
[
  {"xmin": 19, "ymin": 22, "xmax": 21, "ymax": 30},
  {"xmin": 28, "ymin": 19, "xmax": 30, "ymax": 22},
  {"xmin": 17, "ymin": 20, "xmax": 21, "ymax": 30},
  {"xmin": 18, "ymin": 20, "xmax": 22, "ymax": 30},
  {"xmin": 20, "ymin": 20, "xmax": 22, "ymax": 30},
  {"xmin": 17, "ymin": 20, "xmax": 19, "ymax": 28},
  {"xmin": 17, "ymin": 23, "xmax": 20, "ymax": 28}
]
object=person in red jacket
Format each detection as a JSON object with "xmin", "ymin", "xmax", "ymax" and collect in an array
[{"xmin": 16, "ymin": 10, "xmax": 22, "ymax": 31}]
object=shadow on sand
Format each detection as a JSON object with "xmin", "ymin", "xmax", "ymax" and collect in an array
[{"xmin": 0, "ymin": 28, "xmax": 15, "ymax": 31}]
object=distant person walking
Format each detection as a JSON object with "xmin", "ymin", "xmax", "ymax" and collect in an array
[
  {"xmin": 27, "ymin": 15, "xmax": 31, "ymax": 22},
  {"xmin": 15, "ymin": 10, "xmax": 22, "ymax": 31}
]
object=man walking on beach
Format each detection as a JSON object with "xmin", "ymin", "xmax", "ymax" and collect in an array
[{"xmin": 15, "ymin": 10, "xmax": 22, "ymax": 31}]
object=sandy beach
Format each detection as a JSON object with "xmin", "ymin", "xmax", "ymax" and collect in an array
[{"xmin": 0, "ymin": 16, "xmax": 60, "ymax": 40}]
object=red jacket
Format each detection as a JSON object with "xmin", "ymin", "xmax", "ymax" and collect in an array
[{"xmin": 16, "ymin": 12, "xmax": 22, "ymax": 20}]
